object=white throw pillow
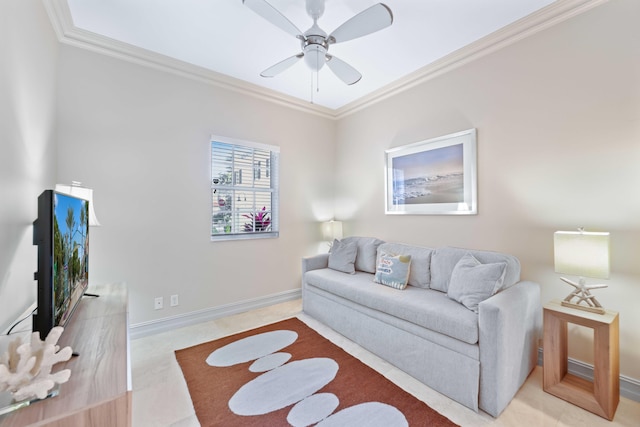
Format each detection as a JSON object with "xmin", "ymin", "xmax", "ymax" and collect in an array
[
  {"xmin": 328, "ymin": 239, "xmax": 357, "ymax": 274},
  {"xmin": 447, "ymin": 253, "xmax": 507, "ymax": 313}
]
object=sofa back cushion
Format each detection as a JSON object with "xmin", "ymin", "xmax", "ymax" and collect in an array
[
  {"xmin": 430, "ymin": 246, "xmax": 521, "ymax": 293},
  {"xmin": 376, "ymin": 242, "xmax": 433, "ymax": 288},
  {"xmin": 341, "ymin": 236, "xmax": 385, "ymax": 273}
]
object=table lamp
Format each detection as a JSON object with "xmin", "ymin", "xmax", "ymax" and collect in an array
[
  {"xmin": 553, "ymin": 228, "xmax": 610, "ymax": 314},
  {"xmin": 322, "ymin": 220, "xmax": 343, "ymax": 247}
]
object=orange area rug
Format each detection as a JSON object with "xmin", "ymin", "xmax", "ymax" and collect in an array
[{"xmin": 175, "ymin": 317, "xmax": 458, "ymax": 427}]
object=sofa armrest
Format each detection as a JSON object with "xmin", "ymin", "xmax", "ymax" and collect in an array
[
  {"xmin": 478, "ymin": 280, "xmax": 542, "ymax": 417},
  {"xmin": 302, "ymin": 253, "xmax": 329, "ymax": 275},
  {"xmin": 301, "ymin": 254, "xmax": 329, "ymax": 304}
]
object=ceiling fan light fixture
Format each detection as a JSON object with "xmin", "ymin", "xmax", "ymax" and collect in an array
[
  {"xmin": 303, "ymin": 45, "xmax": 327, "ymax": 71},
  {"xmin": 301, "ymin": 33, "xmax": 328, "ymax": 72}
]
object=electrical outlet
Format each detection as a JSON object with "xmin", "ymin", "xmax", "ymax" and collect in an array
[
  {"xmin": 154, "ymin": 297, "xmax": 163, "ymax": 310},
  {"xmin": 170, "ymin": 294, "xmax": 179, "ymax": 307}
]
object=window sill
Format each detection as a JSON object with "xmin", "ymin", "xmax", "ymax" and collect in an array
[{"xmin": 210, "ymin": 232, "xmax": 279, "ymax": 242}]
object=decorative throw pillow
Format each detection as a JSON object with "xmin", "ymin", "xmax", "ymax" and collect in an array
[
  {"xmin": 447, "ymin": 253, "xmax": 507, "ymax": 313},
  {"xmin": 377, "ymin": 243, "xmax": 432, "ymax": 288},
  {"xmin": 374, "ymin": 252, "xmax": 412, "ymax": 290},
  {"xmin": 328, "ymin": 239, "xmax": 357, "ymax": 274}
]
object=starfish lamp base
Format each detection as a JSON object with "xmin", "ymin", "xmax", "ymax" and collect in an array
[
  {"xmin": 560, "ymin": 300, "xmax": 605, "ymax": 315},
  {"xmin": 560, "ymin": 277, "xmax": 607, "ymax": 315}
]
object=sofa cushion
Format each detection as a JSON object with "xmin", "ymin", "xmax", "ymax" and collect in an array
[
  {"xmin": 304, "ymin": 269, "xmax": 479, "ymax": 344},
  {"xmin": 374, "ymin": 253, "xmax": 411, "ymax": 290},
  {"xmin": 341, "ymin": 236, "xmax": 385, "ymax": 273},
  {"xmin": 431, "ymin": 246, "xmax": 521, "ymax": 293},
  {"xmin": 376, "ymin": 243, "xmax": 433, "ymax": 289},
  {"xmin": 447, "ymin": 254, "xmax": 507, "ymax": 313},
  {"xmin": 328, "ymin": 239, "xmax": 357, "ymax": 274}
]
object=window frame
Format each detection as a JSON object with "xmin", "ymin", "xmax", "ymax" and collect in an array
[{"xmin": 210, "ymin": 135, "xmax": 279, "ymax": 242}]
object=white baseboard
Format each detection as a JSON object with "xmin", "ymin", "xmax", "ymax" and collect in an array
[
  {"xmin": 129, "ymin": 289, "xmax": 302, "ymax": 340},
  {"xmin": 537, "ymin": 348, "xmax": 640, "ymax": 403}
]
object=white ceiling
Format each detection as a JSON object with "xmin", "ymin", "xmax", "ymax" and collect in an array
[{"xmin": 62, "ymin": 0, "xmax": 559, "ymax": 111}]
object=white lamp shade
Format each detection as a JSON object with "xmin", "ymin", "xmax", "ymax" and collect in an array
[
  {"xmin": 322, "ymin": 220, "xmax": 343, "ymax": 241},
  {"xmin": 55, "ymin": 183, "xmax": 101, "ymax": 226},
  {"xmin": 554, "ymin": 230, "xmax": 610, "ymax": 279}
]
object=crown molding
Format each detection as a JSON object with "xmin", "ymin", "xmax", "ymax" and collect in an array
[
  {"xmin": 42, "ymin": 0, "xmax": 336, "ymax": 120},
  {"xmin": 334, "ymin": 0, "xmax": 610, "ymax": 119},
  {"xmin": 44, "ymin": 0, "xmax": 608, "ymax": 122}
]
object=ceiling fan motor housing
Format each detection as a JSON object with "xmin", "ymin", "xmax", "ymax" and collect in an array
[{"xmin": 306, "ymin": 0, "xmax": 325, "ymax": 21}]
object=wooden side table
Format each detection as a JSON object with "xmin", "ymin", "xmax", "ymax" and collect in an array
[{"xmin": 543, "ymin": 299, "xmax": 619, "ymax": 420}]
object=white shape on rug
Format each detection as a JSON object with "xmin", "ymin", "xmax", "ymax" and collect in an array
[
  {"xmin": 287, "ymin": 393, "xmax": 339, "ymax": 427},
  {"xmin": 206, "ymin": 328, "xmax": 409, "ymax": 426},
  {"xmin": 229, "ymin": 358, "xmax": 339, "ymax": 415},
  {"xmin": 206, "ymin": 330, "xmax": 297, "ymax": 367},
  {"xmin": 316, "ymin": 402, "xmax": 409, "ymax": 427},
  {"xmin": 249, "ymin": 352, "xmax": 292, "ymax": 372}
]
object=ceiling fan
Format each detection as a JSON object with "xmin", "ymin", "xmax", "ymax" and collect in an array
[{"xmin": 243, "ymin": 0, "xmax": 393, "ymax": 85}]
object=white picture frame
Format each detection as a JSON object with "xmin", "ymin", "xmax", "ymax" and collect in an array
[{"xmin": 385, "ymin": 129, "xmax": 477, "ymax": 215}]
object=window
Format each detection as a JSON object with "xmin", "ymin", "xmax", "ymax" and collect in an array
[{"xmin": 211, "ymin": 136, "xmax": 279, "ymax": 241}]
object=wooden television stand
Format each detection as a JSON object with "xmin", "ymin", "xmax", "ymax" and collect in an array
[{"xmin": 0, "ymin": 283, "xmax": 131, "ymax": 426}]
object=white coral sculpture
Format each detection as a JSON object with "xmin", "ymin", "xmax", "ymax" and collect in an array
[{"xmin": 0, "ymin": 326, "xmax": 73, "ymax": 401}]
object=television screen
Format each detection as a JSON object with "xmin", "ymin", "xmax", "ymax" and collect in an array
[
  {"xmin": 33, "ymin": 190, "xmax": 89, "ymax": 338},
  {"xmin": 52, "ymin": 191, "xmax": 89, "ymax": 325}
]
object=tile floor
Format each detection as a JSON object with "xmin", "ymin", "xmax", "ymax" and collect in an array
[{"xmin": 131, "ymin": 299, "xmax": 640, "ymax": 426}]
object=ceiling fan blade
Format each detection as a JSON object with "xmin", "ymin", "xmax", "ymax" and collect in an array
[
  {"xmin": 326, "ymin": 55, "xmax": 362, "ymax": 85},
  {"xmin": 328, "ymin": 3, "xmax": 393, "ymax": 44},
  {"xmin": 260, "ymin": 54, "xmax": 304, "ymax": 77},
  {"xmin": 243, "ymin": 0, "xmax": 303, "ymax": 39}
]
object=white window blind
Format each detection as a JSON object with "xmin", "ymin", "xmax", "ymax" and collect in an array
[{"xmin": 211, "ymin": 136, "xmax": 279, "ymax": 241}]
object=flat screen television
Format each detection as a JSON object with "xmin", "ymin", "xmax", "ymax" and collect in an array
[{"xmin": 32, "ymin": 190, "xmax": 90, "ymax": 339}]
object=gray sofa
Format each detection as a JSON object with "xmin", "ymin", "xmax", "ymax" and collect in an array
[{"xmin": 301, "ymin": 237, "xmax": 541, "ymax": 417}]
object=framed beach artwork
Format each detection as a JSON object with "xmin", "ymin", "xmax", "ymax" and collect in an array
[{"xmin": 385, "ymin": 129, "xmax": 477, "ymax": 215}]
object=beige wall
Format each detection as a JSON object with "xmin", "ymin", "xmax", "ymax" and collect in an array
[
  {"xmin": 55, "ymin": 46, "xmax": 334, "ymax": 325},
  {"xmin": 0, "ymin": 0, "xmax": 58, "ymax": 331},
  {"xmin": 334, "ymin": 0, "xmax": 640, "ymax": 379}
]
